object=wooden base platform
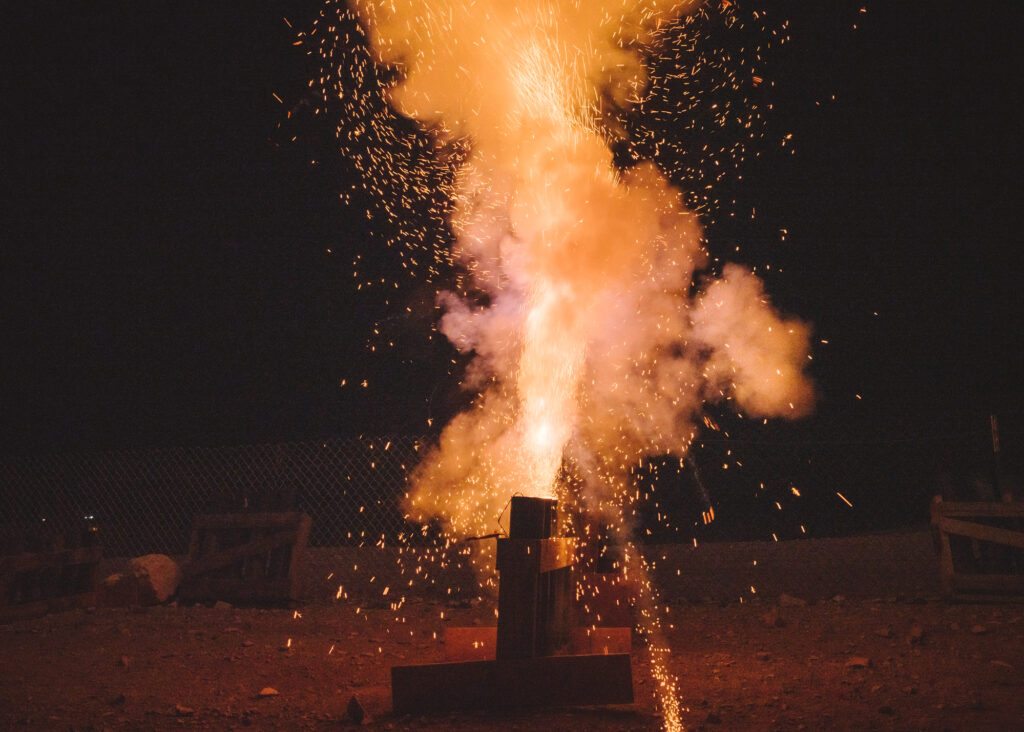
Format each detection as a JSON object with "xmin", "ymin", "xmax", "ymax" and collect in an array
[{"xmin": 391, "ymin": 653, "xmax": 633, "ymax": 714}]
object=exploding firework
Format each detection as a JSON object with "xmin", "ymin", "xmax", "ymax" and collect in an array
[{"xmin": 305, "ymin": 0, "xmax": 815, "ymax": 725}]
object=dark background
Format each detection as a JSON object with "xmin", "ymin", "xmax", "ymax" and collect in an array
[{"xmin": 3, "ymin": 2, "xmax": 1021, "ymax": 536}]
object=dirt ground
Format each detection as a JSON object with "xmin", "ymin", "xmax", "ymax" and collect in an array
[{"xmin": 2, "ymin": 530, "xmax": 1023, "ymax": 731}]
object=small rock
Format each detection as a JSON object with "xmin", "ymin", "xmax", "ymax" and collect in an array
[
  {"xmin": 214, "ymin": 601, "xmax": 233, "ymax": 611},
  {"xmin": 779, "ymin": 593, "xmax": 807, "ymax": 608},
  {"xmin": 970, "ymin": 624, "xmax": 987, "ymax": 635},
  {"xmin": 346, "ymin": 695, "xmax": 366, "ymax": 725},
  {"xmin": 117, "ymin": 655, "xmax": 131, "ymax": 668},
  {"xmin": 949, "ymin": 622, "xmax": 960, "ymax": 631},
  {"xmin": 908, "ymin": 624, "xmax": 925, "ymax": 645},
  {"xmin": 109, "ymin": 693, "xmax": 126, "ymax": 706},
  {"xmin": 990, "ymin": 659, "xmax": 1014, "ymax": 671},
  {"xmin": 832, "ymin": 595, "xmax": 845, "ymax": 604},
  {"xmin": 705, "ymin": 711, "xmax": 722, "ymax": 724},
  {"xmin": 242, "ymin": 640, "xmax": 255, "ymax": 647},
  {"xmin": 878, "ymin": 705, "xmax": 894, "ymax": 715},
  {"xmin": 873, "ymin": 627, "xmax": 892, "ymax": 638},
  {"xmin": 174, "ymin": 705, "xmax": 194, "ymax": 717},
  {"xmin": 845, "ymin": 656, "xmax": 872, "ymax": 669},
  {"xmin": 258, "ymin": 687, "xmax": 279, "ymax": 698},
  {"xmin": 755, "ymin": 651, "xmax": 772, "ymax": 662}
]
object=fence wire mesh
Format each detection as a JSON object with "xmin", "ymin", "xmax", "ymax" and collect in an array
[
  {"xmin": 0, "ymin": 414, "xmax": 1018, "ymax": 557},
  {"xmin": 0, "ymin": 437, "xmax": 424, "ymax": 557}
]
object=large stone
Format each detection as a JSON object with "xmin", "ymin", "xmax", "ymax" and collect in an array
[{"xmin": 101, "ymin": 554, "xmax": 181, "ymax": 606}]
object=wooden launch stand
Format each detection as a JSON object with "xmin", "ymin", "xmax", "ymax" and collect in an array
[{"xmin": 391, "ymin": 497, "xmax": 634, "ymax": 714}]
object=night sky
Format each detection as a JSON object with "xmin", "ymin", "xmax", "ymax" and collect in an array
[{"xmin": 3, "ymin": 0, "xmax": 1021, "ymax": 459}]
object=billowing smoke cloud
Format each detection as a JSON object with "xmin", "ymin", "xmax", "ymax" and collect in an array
[{"xmin": 349, "ymin": 0, "xmax": 815, "ymax": 537}]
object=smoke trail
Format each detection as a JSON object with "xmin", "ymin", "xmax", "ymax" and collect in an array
[
  {"xmin": 325, "ymin": 0, "xmax": 814, "ymax": 726},
  {"xmin": 341, "ymin": 0, "xmax": 813, "ymax": 534}
]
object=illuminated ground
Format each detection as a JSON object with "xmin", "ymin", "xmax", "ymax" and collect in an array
[{"xmin": 2, "ymin": 531, "xmax": 1022, "ymax": 731}]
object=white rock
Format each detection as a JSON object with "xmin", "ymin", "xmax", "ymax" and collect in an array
[
  {"xmin": 102, "ymin": 554, "xmax": 181, "ymax": 606},
  {"xmin": 128, "ymin": 554, "xmax": 181, "ymax": 604}
]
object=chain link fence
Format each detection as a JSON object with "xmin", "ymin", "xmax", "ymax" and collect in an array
[
  {"xmin": 0, "ymin": 414, "xmax": 1018, "ymax": 557},
  {"xmin": 0, "ymin": 436, "xmax": 424, "ymax": 557}
]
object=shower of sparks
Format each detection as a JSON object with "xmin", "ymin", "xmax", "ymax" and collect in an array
[{"xmin": 294, "ymin": 0, "xmax": 816, "ymax": 726}]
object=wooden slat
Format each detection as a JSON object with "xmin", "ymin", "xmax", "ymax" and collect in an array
[
  {"xmin": 0, "ymin": 546, "xmax": 103, "ymax": 574},
  {"xmin": 181, "ymin": 512, "xmax": 311, "ymax": 603},
  {"xmin": 289, "ymin": 514, "xmax": 312, "ymax": 600},
  {"xmin": 496, "ymin": 562, "xmax": 539, "ymax": 659},
  {"xmin": 937, "ymin": 517, "xmax": 1024, "ymax": 551},
  {"xmin": 391, "ymin": 653, "xmax": 633, "ymax": 714},
  {"xmin": 496, "ymin": 538, "xmax": 577, "ymax": 575},
  {"xmin": 932, "ymin": 501, "xmax": 1024, "ymax": 518},
  {"xmin": 182, "ymin": 530, "xmax": 298, "ymax": 578}
]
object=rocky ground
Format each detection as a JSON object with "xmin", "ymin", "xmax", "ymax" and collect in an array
[{"xmin": 2, "ymin": 530, "xmax": 1022, "ymax": 731}]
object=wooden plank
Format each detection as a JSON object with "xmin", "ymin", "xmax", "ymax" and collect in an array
[
  {"xmin": 496, "ymin": 563, "xmax": 539, "ymax": 659},
  {"xmin": 937, "ymin": 517, "xmax": 1024, "ymax": 551},
  {"xmin": 931, "ymin": 499, "xmax": 956, "ymax": 595},
  {"xmin": 496, "ymin": 538, "xmax": 577, "ymax": 575},
  {"xmin": 182, "ymin": 530, "xmax": 298, "ymax": 578},
  {"xmin": 933, "ymin": 501, "xmax": 1024, "ymax": 519},
  {"xmin": 508, "ymin": 497, "xmax": 557, "ymax": 539},
  {"xmin": 192, "ymin": 512, "xmax": 309, "ymax": 531},
  {"xmin": 391, "ymin": 653, "xmax": 633, "ymax": 714},
  {"xmin": 289, "ymin": 514, "xmax": 312, "ymax": 600},
  {"xmin": 538, "ymin": 565, "xmax": 572, "ymax": 655},
  {"xmin": 1, "ymin": 546, "xmax": 103, "ymax": 574},
  {"xmin": 180, "ymin": 512, "xmax": 310, "ymax": 603}
]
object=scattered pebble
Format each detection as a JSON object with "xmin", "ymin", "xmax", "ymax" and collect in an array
[{"xmin": 258, "ymin": 687, "xmax": 279, "ymax": 698}]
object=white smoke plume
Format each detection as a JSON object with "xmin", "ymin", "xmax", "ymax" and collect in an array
[{"xmin": 346, "ymin": 0, "xmax": 815, "ymax": 537}]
